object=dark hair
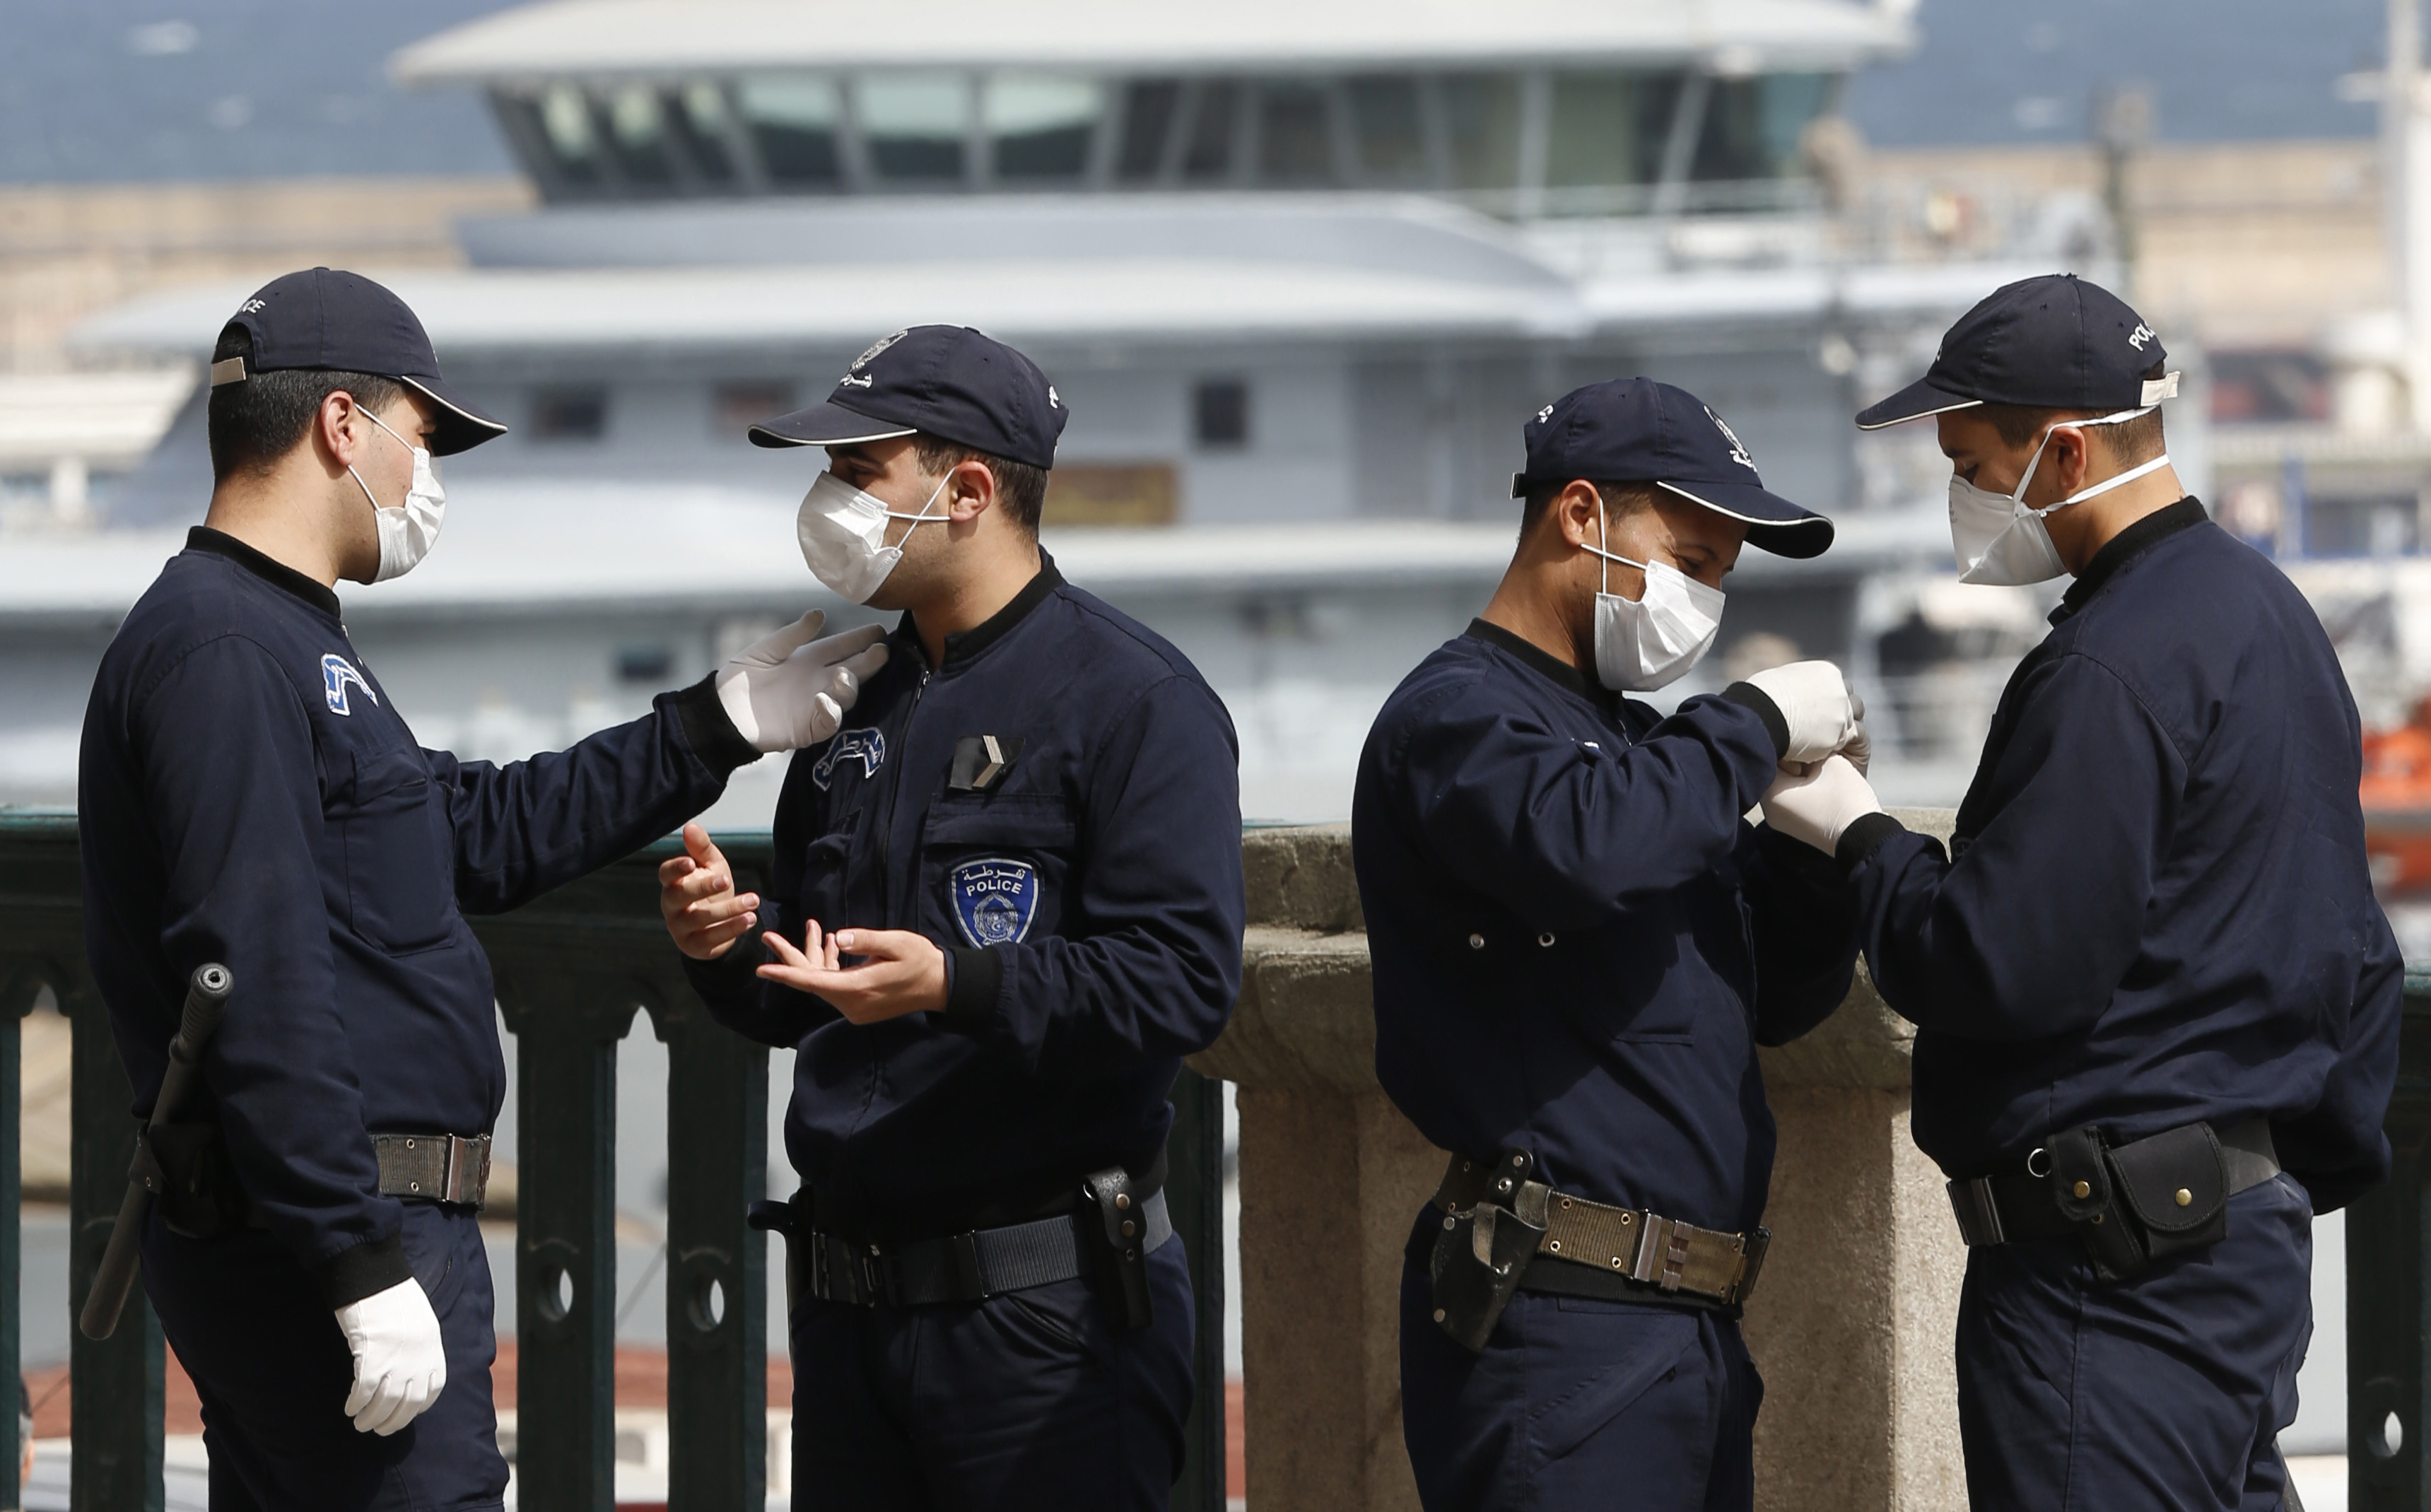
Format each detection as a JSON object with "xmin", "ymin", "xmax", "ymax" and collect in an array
[
  {"xmin": 1976, "ymin": 359, "xmax": 2167, "ymax": 468},
  {"xmin": 205, "ymin": 322, "xmax": 402, "ymax": 484},
  {"xmin": 913, "ymin": 433, "xmax": 1048, "ymax": 535},
  {"xmin": 1520, "ymin": 477, "xmax": 1659, "ymax": 531}
]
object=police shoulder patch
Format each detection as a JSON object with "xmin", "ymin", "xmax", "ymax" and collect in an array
[{"xmin": 949, "ymin": 857, "xmax": 1038, "ymax": 947}]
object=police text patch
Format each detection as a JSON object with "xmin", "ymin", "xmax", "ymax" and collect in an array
[
  {"xmin": 949, "ymin": 857, "xmax": 1038, "ymax": 947},
  {"xmin": 322, "ymin": 655, "xmax": 377, "ymax": 715},
  {"xmin": 812, "ymin": 728, "xmax": 886, "ymax": 790}
]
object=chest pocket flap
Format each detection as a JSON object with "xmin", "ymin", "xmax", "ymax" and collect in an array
[
  {"xmin": 334, "ymin": 745, "xmax": 454, "ymax": 954},
  {"xmin": 921, "ymin": 794, "xmax": 1076, "ymax": 949}
]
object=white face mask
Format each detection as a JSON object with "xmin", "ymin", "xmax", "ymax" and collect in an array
[
  {"xmin": 1580, "ymin": 500, "xmax": 1725, "ymax": 691},
  {"xmin": 795, "ymin": 470, "xmax": 951, "ymax": 604},
  {"xmin": 350, "ymin": 406, "xmax": 445, "ymax": 584},
  {"xmin": 1949, "ymin": 407, "xmax": 2172, "ymax": 585}
]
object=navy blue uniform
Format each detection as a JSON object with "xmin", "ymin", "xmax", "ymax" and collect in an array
[
  {"xmin": 683, "ymin": 558, "xmax": 1244, "ymax": 1508},
  {"xmin": 1353, "ymin": 621, "xmax": 1858, "ymax": 1511},
  {"xmin": 1841, "ymin": 500, "xmax": 2401, "ymax": 1511},
  {"xmin": 79, "ymin": 528, "xmax": 758, "ymax": 1511}
]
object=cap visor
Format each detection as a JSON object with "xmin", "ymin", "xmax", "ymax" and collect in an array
[
  {"xmin": 1656, "ymin": 479, "xmax": 1835, "ymax": 561},
  {"xmin": 1853, "ymin": 377, "xmax": 1982, "ymax": 432},
  {"xmin": 398, "ymin": 375, "xmax": 508, "ymax": 457},
  {"xmin": 749, "ymin": 399, "xmax": 920, "ymax": 450}
]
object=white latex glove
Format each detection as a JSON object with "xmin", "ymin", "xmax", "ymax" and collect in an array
[
  {"xmin": 1739, "ymin": 660, "xmax": 1861, "ymax": 764},
  {"xmin": 1760, "ymin": 754, "xmax": 1883, "ymax": 856},
  {"xmin": 1839, "ymin": 717, "xmax": 1871, "ymax": 777},
  {"xmin": 715, "ymin": 611, "xmax": 891, "ymax": 754},
  {"xmin": 334, "ymin": 1277, "xmax": 446, "ymax": 1436}
]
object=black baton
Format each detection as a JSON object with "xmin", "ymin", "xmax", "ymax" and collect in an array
[{"xmin": 79, "ymin": 963, "xmax": 232, "ymax": 1342}]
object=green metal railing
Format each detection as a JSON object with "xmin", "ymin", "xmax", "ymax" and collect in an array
[{"xmin": 0, "ymin": 811, "xmax": 1226, "ymax": 1511}]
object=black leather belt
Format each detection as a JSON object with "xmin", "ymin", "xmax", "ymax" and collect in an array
[
  {"xmin": 1947, "ymin": 1118, "xmax": 2277, "ymax": 1248},
  {"xmin": 785, "ymin": 1190, "xmax": 1173, "ymax": 1308},
  {"xmin": 370, "ymin": 1132, "xmax": 491, "ymax": 1209}
]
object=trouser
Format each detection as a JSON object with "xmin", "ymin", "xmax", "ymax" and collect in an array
[
  {"xmin": 1956, "ymin": 1173, "xmax": 2314, "ymax": 1512},
  {"xmin": 1398, "ymin": 1214, "xmax": 1763, "ymax": 1511},
  {"xmin": 139, "ymin": 1201, "xmax": 508, "ymax": 1512},
  {"xmin": 788, "ymin": 1233, "xmax": 1195, "ymax": 1509}
]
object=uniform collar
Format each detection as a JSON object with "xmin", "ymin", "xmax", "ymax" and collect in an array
[
  {"xmin": 2050, "ymin": 497, "xmax": 2208, "ymax": 626},
  {"xmin": 903, "ymin": 551, "xmax": 1065, "ymax": 668},
  {"xmin": 187, "ymin": 526, "xmax": 342, "ymax": 620},
  {"xmin": 1463, "ymin": 618, "xmax": 1617, "ymax": 712}
]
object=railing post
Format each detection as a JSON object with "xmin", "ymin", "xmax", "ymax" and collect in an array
[
  {"xmin": 2348, "ymin": 978, "xmax": 2431, "ymax": 1511},
  {"xmin": 1166, "ymin": 1066, "xmax": 1228, "ymax": 1512},
  {"xmin": 498, "ymin": 980, "xmax": 635, "ymax": 1512},
  {"xmin": 653, "ymin": 987, "xmax": 767, "ymax": 1509},
  {"xmin": 68, "ymin": 971, "xmax": 164, "ymax": 1512},
  {"xmin": 1, "ymin": 971, "xmax": 30, "ymax": 1512}
]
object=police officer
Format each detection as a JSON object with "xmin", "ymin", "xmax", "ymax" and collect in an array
[
  {"xmin": 1763, "ymin": 273, "xmax": 2401, "ymax": 1511},
  {"xmin": 78, "ymin": 268, "xmax": 887, "ymax": 1508},
  {"xmin": 1353, "ymin": 378, "xmax": 1868, "ymax": 1510},
  {"xmin": 657, "ymin": 325, "xmax": 1246, "ymax": 1508}
]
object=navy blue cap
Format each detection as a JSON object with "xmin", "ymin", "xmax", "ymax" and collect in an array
[
  {"xmin": 1856, "ymin": 273, "xmax": 2177, "ymax": 430},
  {"xmin": 1511, "ymin": 377, "xmax": 1833, "ymax": 560},
  {"xmin": 750, "ymin": 325, "xmax": 1067, "ymax": 471},
  {"xmin": 206, "ymin": 268, "xmax": 505, "ymax": 456}
]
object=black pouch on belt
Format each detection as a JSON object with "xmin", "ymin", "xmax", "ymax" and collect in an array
[
  {"xmin": 2046, "ymin": 1123, "xmax": 2231, "ymax": 1281},
  {"xmin": 136, "ymin": 1121, "xmax": 251, "ymax": 1239},
  {"xmin": 1429, "ymin": 1147, "xmax": 1550, "ymax": 1352},
  {"xmin": 1082, "ymin": 1164, "xmax": 1154, "ymax": 1332}
]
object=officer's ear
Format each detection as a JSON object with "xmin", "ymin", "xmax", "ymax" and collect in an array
[
  {"xmin": 1539, "ymin": 479, "xmax": 1603, "ymax": 551},
  {"xmin": 943, "ymin": 458, "xmax": 998, "ymax": 523}
]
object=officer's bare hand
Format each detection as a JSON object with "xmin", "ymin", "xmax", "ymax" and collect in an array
[
  {"xmin": 659, "ymin": 822, "xmax": 760, "ymax": 960},
  {"xmin": 758, "ymin": 924, "xmax": 949, "ymax": 1024}
]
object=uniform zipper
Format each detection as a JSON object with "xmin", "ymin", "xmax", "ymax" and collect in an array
[{"xmin": 874, "ymin": 662, "xmax": 932, "ymax": 924}]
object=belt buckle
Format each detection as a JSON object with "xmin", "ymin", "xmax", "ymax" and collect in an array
[{"xmin": 440, "ymin": 1135, "xmax": 485, "ymax": 1206}]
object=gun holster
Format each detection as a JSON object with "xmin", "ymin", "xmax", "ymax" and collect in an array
[
  {"xmin": 134, "ymin": 1122, "xmax": 250, "ymax": 1239},
  {"xmin": 2046, "ymin": 1123, "xmax": 2231, "ymax": 1282},
  {"xmin": 749, "ymin": 1194, "xmax": 805, "ymax": 1313},
  {"xmin": 1082, "ymin": 1164, "xmax": 1154, "ymax": 1333},
  {"xmin": 1429, "ymin": 1147, "xmax": 1550, "ymax": 1352}
]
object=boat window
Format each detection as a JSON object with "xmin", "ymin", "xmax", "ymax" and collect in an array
[
  {"xmin": 1545, "ymin": 72, "xmax": 1682, "ymax": 189},
  {"xmin": 1116, "ymin": 80, "xmax": 1182, "ymax": 182},
  {"xmin": 531, "ymin": 388, "xmax": 609, "ymax": 443},
  {"xmin": 602, "ymin": 85, "xmax": 676, "ymax": 190},
  {"xmin": 667, "ymin": 83, "xmax": 737, "ymax": 185},
  {"xmin": 737, "ymin": 76, "xmax": 843, "ymax": 187},
  {"xmin": 529, "ymin": 84, "xmax": 602, "ymax": 188},
  {"xmin": 1257, "ymin": 80, "xmax": 1337, "ymax": 187},
  {"xmin": 1440, "ymin": 74, "xmax": 1522, "ymax": 191},
  {"xmin": 861, "ymin": 73, "xmax": 971, "ymax": 183},
  {"xmin": 1180, "ymin": 81, "xmax": 1241, "ymax": 182},
  {"xmin": 988, "ymin": 76, "xmax": 1101, "ymax": 181},
  {"xmin": 1346, "ymin": 76, "xmax": 1427, "ymax": 184},
  {"xmin": 1692, "ymin": 72, "xmax": 1837, "ymax": 182},
  {"xmin": 1194, "ymin": 378, "xmax": 1250, "ymax": 449}
]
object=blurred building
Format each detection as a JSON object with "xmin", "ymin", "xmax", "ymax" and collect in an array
[{"xmin": 10, "ymin": 0, "xmax": 2124, "ymax": 819}]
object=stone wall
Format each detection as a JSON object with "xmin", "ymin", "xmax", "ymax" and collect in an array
[{"xmin": 1193, "ymin": 816, "xmax": 1968, "ymax": 1512}]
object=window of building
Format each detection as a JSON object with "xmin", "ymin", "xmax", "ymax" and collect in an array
[
  {"xmin": 667, "ymin": 82, "xmax": 738, "ymax": 184},
  {"xmin": 988, "ymin": 76, "xmax": 1101, "ymax": 181},
  {"xmin": 1179, "ymin": 82, "xmax": 1241, "ymax": 182},
  {"xmin": 1692, "ymin": 73, "xmax": 1837, "ymax": 182},
  {"xmin": 1258, "ymin": 80, "xmax": 1337, "ymax": 186},
  {"xmin": 1439, "ymin": 74, "xmax": 1523, "ymax": 191},
  {"xmin": 1545, "ymin": 72, "xmax": 1683, "ymax": 190},
  {"xmin": 713, "ymin": 380, "xmax": 796, "ymax": 437},
  {"xmin": 737, "ymin": 76, "xmax": 843, "ymax": 187},
  {"xmin": 1193, "ymin": 379, "xmax": 1249, "ymax": 449},
  {"xmin": 1115, "ymin": 79, "xmax": 1182, "ymax": 182},
  {"xmin": 860, "ymin": 74, "xmax": 971, "ymax": 182},
  {"xmin": 602, "ymin": 85, "xmax": 677, "ymax": 189},
  {"xmin": 1347, "ymin": 76, "xmax": 1428, "ymax": 184},
  {"xmin": 531, "ymin": 388, "xmax": 608, "ymax": 442},
  {"xmin": 616, "ymin": 645, "xmax": 675, "ymax": 684},
  {"xmin": 532, "ymin": 84, "xmax": 602, "ymax": 187}
]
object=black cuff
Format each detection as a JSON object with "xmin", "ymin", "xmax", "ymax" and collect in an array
[
  {"xmin": 1720, "ymin": 682, "xmax": 1790, "ymax": 760},
  {"xmin": 940, "ymin": 945, "xmax": 1004, "ymax": 1036},
  {"xmin": 670, "ymin": 674, "xmax": 763, "ymax": 780},
  {"xmin": 319, "ymin": 1230, "xmax": 412, "ymax": 1309},
  {"xmin": 1836, "ymin": 811, "xmax": 1910, "ymax": 871}
]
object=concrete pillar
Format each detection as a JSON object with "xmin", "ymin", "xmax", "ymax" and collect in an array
[{"xmin": 1194, "ymin": 814, "xmax": 1968, "ymax": 1512}]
